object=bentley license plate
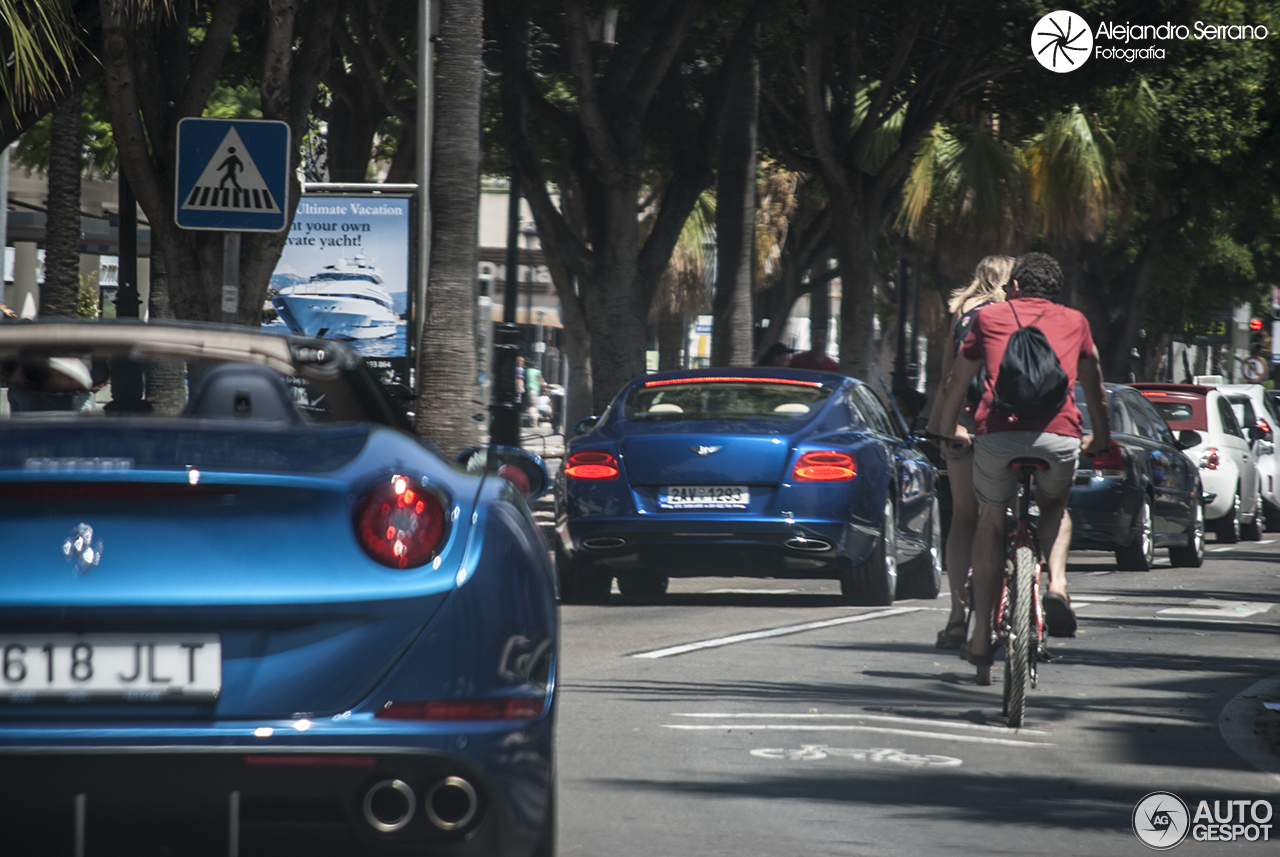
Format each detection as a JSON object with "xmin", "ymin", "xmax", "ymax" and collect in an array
[
  {"xmin": 658, "ymin": 485, "xmax": 749, "ymax": 510},
  {"xmin": 0, "ymin": 634, "xmax": 221, "ymax": 701}
]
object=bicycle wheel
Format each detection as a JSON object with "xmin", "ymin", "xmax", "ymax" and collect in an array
[{"xmin": 1002, "ymin": 544, "xmax": 1036, "ymax": 728}]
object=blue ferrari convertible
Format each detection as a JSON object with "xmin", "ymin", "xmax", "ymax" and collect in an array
[
  {"xmin": 0, "ymin": 321, "xmax": 556, "ymax": 856},
  {"xmin": 554, "ymin": 369, "xmax": 941, "ymax": 605}
]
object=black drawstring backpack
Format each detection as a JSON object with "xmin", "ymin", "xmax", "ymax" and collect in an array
[{"xmin": 991, "ymin": 303, "xmax": 1069, "ymax": 420}]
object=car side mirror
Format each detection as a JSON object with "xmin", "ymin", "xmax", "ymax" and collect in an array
[
  {"xmin": 574, "ymin": 415, "xmax": 600, "ymax": 436},
  {"xmin": 1175, "ymin": 429, "xmax": 1202, "ymax": 451},
  {"xmin": 456, "ymin": 445, "xmax": 550, "ymax": 500}
]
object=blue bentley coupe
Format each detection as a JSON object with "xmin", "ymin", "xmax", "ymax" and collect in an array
[
  {"xmin": 554, "ymin": 369, "xmax": 941, "ymax": 605},
  {"xmin": 0, "ymin": 321, "xmax": 556, "ymax": 856}
]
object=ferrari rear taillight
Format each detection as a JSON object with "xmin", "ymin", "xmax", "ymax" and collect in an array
[
  {"xmin": 565, "ymin": 450, "xmax": 619, "ymax": 480},
  {"xmin": 1086, "ymin": 442, "xmax": 1126, "ymax": 477},
  {"xmin": 1200, "ymin": 448, "xmax": 1220, "ymax": 470},
  {"xmin": 792, "ymin": 450, "xmax": 856, "ymax": 481},
  {"xmin": 354, "ymin": 475, "xmax": 447, "ymax": 569},
  {"xmin": 375, "ymin": 698, "xmax": 544, "ymax": 720}
]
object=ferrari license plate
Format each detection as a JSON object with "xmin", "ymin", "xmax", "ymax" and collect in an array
[
  {"xmin": 0, "ymin": 634, "xmax": 221, "ymax": 701},
  {"xmin": 658, "ymin": 485, "xmax": 749, "ymax": 510}
]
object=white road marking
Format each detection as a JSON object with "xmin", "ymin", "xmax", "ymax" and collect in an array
[
  {"xmin": 663, "ymin": 723, "xmax": 1055, "ymax": 748},
  {"xmin": 705, "ymin": 588, "xmax": 802, "ymax": 594},
  {"xmin": 672, "ymin": 711, "xmax": 1050, "ymax": 735},
  {"xmin": 1210, "ymin": 547, "xmax": 1234, "ymax": 553},
  {"xmin": 1157, "ymin": 600, "xmax": 1272, "ymax": 619},
  {"xmin": 750, "ymin": 744, "xmax": 963, "ymax": 767},
  {"xmin": 630, "ymin": 606, "xmax": 923, "ymax": 659},
  {"xmin": 1256, "ymin": 539, "xmax": 1275, "ymax": 545}
]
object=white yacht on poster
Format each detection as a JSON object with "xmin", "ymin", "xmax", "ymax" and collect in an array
[{"xmin": 272, "ymin": 254, "xmax": 399, "ymax": 341}]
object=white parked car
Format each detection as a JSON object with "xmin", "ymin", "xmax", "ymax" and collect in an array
[
  {"xmin": 1218, "ymin": 383, "xmax": 1280, "ymax": 530},
  {"xmin": 1132, "ymin": 383, "xmax": 1262, "ymax": 542}
]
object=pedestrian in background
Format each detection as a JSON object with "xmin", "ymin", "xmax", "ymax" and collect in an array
[
  {"xmin": 789, "ymin": 325, "xmax": 838, "ymax": 372},
  {"xmin": 926, "ymin": 254, "xmax": 1013, "ymax": 650},
  {"xmin": 756, "ymin": 342, "xmax": 794, "ymax": 367}
]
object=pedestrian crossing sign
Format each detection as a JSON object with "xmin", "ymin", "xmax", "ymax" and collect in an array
[{"xmin": 175, "ymin": 118, "xmax": 291, "ymax": 232}]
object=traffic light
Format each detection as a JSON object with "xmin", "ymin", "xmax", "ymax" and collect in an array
[{"xmin": 1250, "ymin": 318, "xmax": 1265, "ymax": 354}]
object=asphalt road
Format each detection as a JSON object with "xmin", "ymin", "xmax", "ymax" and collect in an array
[{"xmin": 555, "ymin": 538, "xmax": 1280, "ymax": 856}]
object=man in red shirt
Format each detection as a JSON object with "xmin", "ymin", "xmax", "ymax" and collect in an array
[
  {"xmin": 930, "ymin": 253, "xmax": 1110, "ymax": 666},
  {"xmin": 788, "ymin": 325, "xmax": 839, "ymax": 372}
]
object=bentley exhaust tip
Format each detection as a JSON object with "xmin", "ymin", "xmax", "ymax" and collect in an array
[
  {"xmin": 785, "ymin": 535, "xmax": 832, "ymax": 552},
  {"xmin": 425, "ymin": 776, "xmax": 478, "ymax": 831},
  {"xmin": 583, "ymin": 536, "xmax": 627, "ymax": 550},
  {"xmin": 363, "ymin": 779, "xmax": 416, "ymax": 833}
]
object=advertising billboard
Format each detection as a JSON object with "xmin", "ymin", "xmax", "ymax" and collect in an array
[{"xmin": 268, "ymin": 195, "xmax": 413, "ymax": 395}]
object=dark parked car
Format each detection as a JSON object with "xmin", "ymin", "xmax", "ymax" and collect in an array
[
  {"xmin": 1068, "ymin": 384, "xmax": 1204, "ymax": 569},
  {"xmin": 554, "ymin": 368, "xmax": 941, "ymax": 606}
]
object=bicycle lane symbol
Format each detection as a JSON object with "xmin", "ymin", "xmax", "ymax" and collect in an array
[{"xmin": 750, "ymin": 744, "xmax": 962, "ymax": 768}]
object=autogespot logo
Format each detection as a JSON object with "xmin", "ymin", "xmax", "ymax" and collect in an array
[
  {"xmin": 1133, "ymin": 791, "xmax": 1190, "ymax": 850},
  {"xmin": 1032, "ymin": 10, "xmax": 1093, "ymax": 72}
]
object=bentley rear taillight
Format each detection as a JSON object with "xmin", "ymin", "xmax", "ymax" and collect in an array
[
  {"xmin": 792, "ymin": 450, "xmax": 856, "ymax": 482},
  {"xmin": 1200, "ymin": 448, "xmax": 1220, "ymax": 470},
  {"xmin": 565, "ymin": 450, "xmax": 619, "ymax": 480},
  {"xmin": 354, "ymin": 475, "xmax": 447, "ymax": 569}
]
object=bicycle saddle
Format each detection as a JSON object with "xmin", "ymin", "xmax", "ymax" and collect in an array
[{"xmin": 1008, "ymin": 457, "xmax": 1050, "ymax": 471}]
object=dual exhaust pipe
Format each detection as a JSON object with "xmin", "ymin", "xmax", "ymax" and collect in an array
[{"xmin": 362, "ymin": 776, "xmax": 478, "ymax": 834}]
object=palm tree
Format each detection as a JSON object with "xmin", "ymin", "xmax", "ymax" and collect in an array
[
  {"xmin": 40, "ymin": 89, "xmax": 82, "ymax": 318},
  {"xmin": 894, "ymin": 82, "xmax": 1163, "ymax": 377},
  {"xmin": 711, "ymin": 26, "xmax": 759, "ymax": 368},
  {"xmin": 415, "ymin": 0, "xmax": 481, "ymax": 455},
  {"xmin": 650, "ymin": 191, "xmax": 715, "ymax": 371},
  {"xmin": 0, "ymin": 0, "xmax": 81, "ymax": 111}
]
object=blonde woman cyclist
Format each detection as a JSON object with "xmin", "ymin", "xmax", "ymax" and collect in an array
[{"xmin": 926, "ymin": 255, "xmax": 1013, "ymax": 650}]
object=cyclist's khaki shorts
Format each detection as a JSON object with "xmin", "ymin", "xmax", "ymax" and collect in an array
[{"xmin": 972, "ymin": 431, "xmax": 1080, "ymax": 507}]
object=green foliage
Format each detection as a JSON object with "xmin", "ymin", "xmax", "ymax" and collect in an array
[
  {"xmin": 204, "ymin": 83, "xmax": 263, "ymax": 120},
  {"xmin": 13, "ymin": 80, "xmax": 116, "ymax": 179},
  {"xmin": 0, "ymin": 0, "xmax": 80, "ymax": 111},
  {"xmin": 76, "ymin": 270, "xmax": 98, "ymax": 319}
]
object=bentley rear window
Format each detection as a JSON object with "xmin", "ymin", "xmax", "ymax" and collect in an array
[{"xmin": 624, "ymin": 380, "xmax": 833, "ymax": 421}]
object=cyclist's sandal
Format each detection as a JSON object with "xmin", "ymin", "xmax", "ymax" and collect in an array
[
  {"xmin": 935, "ymin": 620, "xmax": 967, "ymax": 650},
  {"xmin": 1043, "ymin": 592, "xmax": 1077, "ymax": 637},
  {"xmin": 959, "ymin": 640, "xmax": 994, "ymax": 667}
]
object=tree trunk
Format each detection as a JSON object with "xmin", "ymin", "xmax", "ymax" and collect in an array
[
  {"xmin": 415, "ymin": 0, "xmax": 481, "ymax": 455},
  {"xmin": 830, "ymin": 201, "xmax": 880, "ymax": 380},
  {"xmin": 656, "ymin": 309, "xmax": 685, "ymax": 370},
  {"xmin": 710, "ymin": 31, "xmax": 758, "ymax": 367},
  {"xmin": 539, "ymin": 236, "xmax": 594, "ymax": 428},
  {"xmin": 808, "ymin": 258, "xmax": 830, "ymax": 345},
  {"xmin": 41, "ymin": 91, "xmax": 83, "ymax": 318},
  {"xmin": 99, "ymin": 0, "xmax": 336, "ymax": 328},
  {"xmin": 583, "ymin": 182, "xmax": 649, "ymax": 413},
  {"xmin": 144, "ymin": 248, "xmax": 188, "ymax": 415},
  {"xmin": 325, "ymin": 86, "xmax": 381, "ymax": 182}
]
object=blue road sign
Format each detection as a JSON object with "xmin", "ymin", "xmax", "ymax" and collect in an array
[{"xmin": 175, "ymin": 118, "xmax": 290, "ymax": 232}]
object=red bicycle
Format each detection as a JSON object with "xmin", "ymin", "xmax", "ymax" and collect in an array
[{"xmin": 969, "ymin": 458, "xmax": 1048, "ymax": 728}]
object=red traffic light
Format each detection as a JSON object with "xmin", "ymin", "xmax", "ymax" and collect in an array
[{"xmin": 1250, "ymin": 318, "xmax": 1265, "ymax": 331}]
